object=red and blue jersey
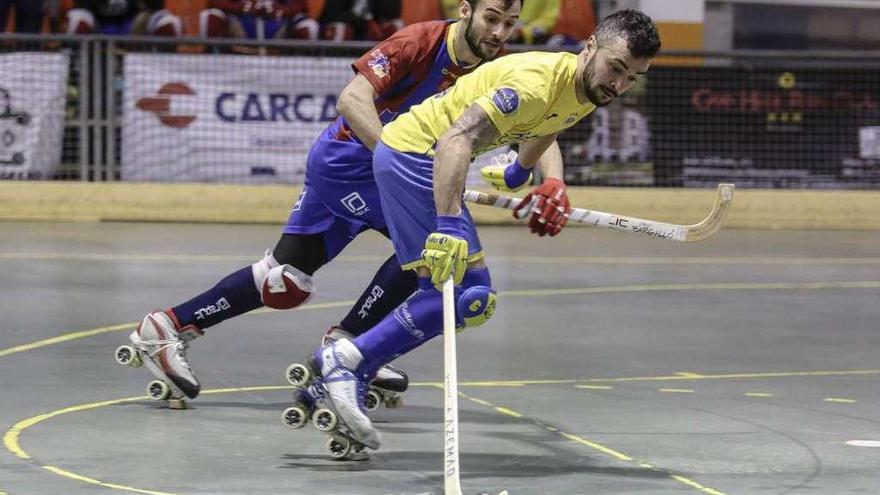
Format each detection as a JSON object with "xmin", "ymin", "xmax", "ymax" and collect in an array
[
  {"xmin": 326, "ymin": 20, "xmax": 484, "ymax": 142},
  {"xmin": 295, "ymin": 20, "xmax": 496, "ymax": 242}
]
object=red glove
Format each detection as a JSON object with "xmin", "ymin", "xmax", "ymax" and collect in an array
[{"xmin": 512, "ymin": 178, "xmax": 571, "ymax": 237}]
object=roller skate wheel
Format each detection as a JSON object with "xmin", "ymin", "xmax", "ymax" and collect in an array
[
  {"xmin": 365, "ymin": 389, "xmax": 382, "ymax": 412},
  {"xmin": 312, "ymin": 408, "xmax": 338, "ymax": 432},
  {"xmin": 147, "ymin": 380, "xmax": 172, "ymax": 401},
  {"xmin": 327, "ymin": 435, "xmax": 352, "ymax": 459},
  {"xmin": 285, "ymin": 363, "xmax": 311, "ymax": 387},
  {"xmin": 281, "ymin": 405, "xmax": 310, "ymax": 429},
  {"xmin": 115, "ymin": 345, "xmax": 142, "ymax": 367}
]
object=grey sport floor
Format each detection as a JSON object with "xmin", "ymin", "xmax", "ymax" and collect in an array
[{"xmin": 2, "ymin": 221, "xmax": 879, "ymax": 495}]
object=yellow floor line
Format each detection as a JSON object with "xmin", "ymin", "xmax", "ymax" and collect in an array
[
  {"xmin": 744, "ymin": 392, "xmax": 774, "ymax": 398},
  {"xmin": 458, "ymin": 394, "xmax": 731, "ymax": 495},
  {"xmin": 0, "ymin": 301, "xmax": 355, "ymax": 358},
  {"xmin": 42, "ymin": 466, "xmax": 176, "ymax": 495},
  {"xmin": 0, "ymin": 324, "xmax": 136, "ymax": 357},
  {"xmin": 823, "ymin": 397, "xmax": 857, "ymax": 403},
  {"xmin": 660, "ymin": 388, "xmax": 695, "ymax": 393},
  {"xmin": 6, "ymin": 384, "xmax": 736, "ymax": 495},
  {"xmin": 5, "ymin": 280, "xmax": 878, "ymax": 359},
  {"xmin": 493, "ymin": 407, "xmax": 522, "ymax": 418}
]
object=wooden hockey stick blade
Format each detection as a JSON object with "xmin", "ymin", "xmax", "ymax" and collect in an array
[{"xmin": 462, "ymin": 183, "xmax": 735, "ymax": 243}]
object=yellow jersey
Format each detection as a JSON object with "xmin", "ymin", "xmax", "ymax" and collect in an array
[{"xmin": 380, "ymin": 51, "xmax": 596, "ymax": 157}]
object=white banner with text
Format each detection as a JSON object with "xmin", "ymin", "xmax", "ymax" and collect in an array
[{"xmin": 122, "ymin": 53, "xmax": 355, "ymax": 183}]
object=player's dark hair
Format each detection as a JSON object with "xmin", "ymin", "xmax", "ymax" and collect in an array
[
  {"xmin": 594, "ymin": 10, "xmax": 661, "ymax": 59},
  {"xmin": 464, "ymin": 0, "xmax": 524, "ymax": 11}
]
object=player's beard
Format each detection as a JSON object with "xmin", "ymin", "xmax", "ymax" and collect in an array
[
  {"xmin": 464, "ymin": 15, "xmax": 495, "ymax": 61},
  {"xmin": 583, "ymin": 56, "xmax": 613, "ymax": 107}
]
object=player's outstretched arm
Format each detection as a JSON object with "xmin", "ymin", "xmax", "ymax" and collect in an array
[
  {"xmin": 480, "ymin": 133, "xmax": 562, "ymax": 192},
  {"xmin": 523, "ymin": 134, "xmax": 563, "ymax": 182},
  {"xmin": 337, "ymin": 73, "xmax": 383, "ymax": 150},
  {"xmin": 514, "ymin": 136, "xmax": 572, "ymax": 237}
]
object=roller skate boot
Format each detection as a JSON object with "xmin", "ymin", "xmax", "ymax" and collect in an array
[
  {"xmin": 314, "ymin": 338, "xmax": 380, "ymax": 449},
  {"xmin": 323, "ymin": 326, "xmax": 409, "ymax": 410},
  {"xmin": 282, "ymin": 355, "xmax": 371, "ymax": 460},
  {"xmin": 114, "ymin": 310, "xmax": 203, "ymax": 407}
]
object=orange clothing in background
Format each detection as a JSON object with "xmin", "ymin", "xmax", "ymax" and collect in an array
[
  {"xmin": 553, "ymin": 0, "xmax": 594, "ymax": 42},
  {"xmin": 165, "ymin": 0, "xmax": 206, "ymax": 36},
  {"xmin": 306, "ymin": 0, "xmax": 323, "ymax": 19},
  {"xmin": 402, "ymin": 0, "xmax": 441, "ymax": 25}
]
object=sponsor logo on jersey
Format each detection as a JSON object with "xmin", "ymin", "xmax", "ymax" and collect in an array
[
  {"xmin": 492, "ymin": 87, "xmax": 520, "ymax": 115},
  {"xmin": 292, "ymin": 189, "xmax": 307, "ymax": 212},
  {"xmin": 340, "ymin": 191, "xmax": 370, "ymax": 216},
  {"xmin": 368, "ymin": 49, "xmax": 391, "ymax": 79}
]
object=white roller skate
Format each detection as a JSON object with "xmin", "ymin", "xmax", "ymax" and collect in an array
[
  {"xmin": 323, "ymin": 326, "xmax": 409, "ymax": 411},
  {"xmin": 281, "ymin": 358, "xmax": 370, "ymax": 461},
  {"xmin": 114, "ymin": 310, "xmax": 203, "ymax": 408},
  {"xmin": 282, "ymin": 339, "xmax": 381, "ymax": 459}
]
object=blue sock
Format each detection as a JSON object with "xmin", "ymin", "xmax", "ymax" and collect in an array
[
  {"xmin": 353, "ymin": 277, "xmax": 441, "ymax": 377},
  {"xmin": 172, "ymin": 266, "xmax": 263, "ymax": 329},
  {"xmin": 340, "ymin": 254, "xmax": 418, "ymax": 336}
]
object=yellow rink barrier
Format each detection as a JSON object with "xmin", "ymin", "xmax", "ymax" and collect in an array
[{"xmin": 1, "ymin": 181, "xmax": 879, "ymax": 230}]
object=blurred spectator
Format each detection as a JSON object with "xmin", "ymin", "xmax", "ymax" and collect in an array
[
  {"xmin": 443, "ymin": 0, "xmax": 560, "ymax": 42},
  {"xmin": 547, "ymin": 0, "xmax": 594, "ymax": 47},
  {"xmin": 441, "ymin": 0, "xmax": 592, "ymax": 46},
  {"xmin": 509, "ymin": 0, "xmax": 558, "ymax": 44},
  {"xmin": 66, "ymin": 0, "xmax": 183, "ymax": 36},
  {"xmin": 0, "ymin": 0, "xmax": 46, "ymax": 33},
  {"xmin": 400, "ymin": 0, "xmax": 440, "ymax": 26},
  {"xmin": 200, "ymin": 0, "xmax": 319, "ymax": 40},
  {"xmin": 319, "ymin": 0, "xmax": 401, "ymax": 41}
]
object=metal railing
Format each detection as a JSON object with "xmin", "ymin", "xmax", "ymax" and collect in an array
[{"xmin": 0, "ymin": 33, "xmax": 878, "ymax": 188}]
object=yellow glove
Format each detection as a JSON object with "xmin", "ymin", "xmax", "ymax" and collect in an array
[
  {"xmin": 422, "ymin": 232, "xmax": 468, "ymax": 289},
  {"xmin": 480, "ymin": 159, "xmax": 533, "ymax": 192}
]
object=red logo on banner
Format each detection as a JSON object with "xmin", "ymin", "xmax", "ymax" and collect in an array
[{"xmin": 136, "ymin": 82, "xmax": 197, "ymax": 128}]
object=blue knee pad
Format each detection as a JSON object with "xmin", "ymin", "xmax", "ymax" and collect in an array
[{"xmin": 456, "ymin": 268, "xmax": 496, "ymax": 328}]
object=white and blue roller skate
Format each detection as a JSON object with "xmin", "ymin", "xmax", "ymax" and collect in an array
[
  {"xmin": 321, "ymin": 326, "xmax": 409, "ymax": 410},
  {"xmin": 282, "ymin": 340, "xmax": 380, "ymax": 460}
]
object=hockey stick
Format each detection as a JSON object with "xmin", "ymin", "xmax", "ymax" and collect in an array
[
  {"xmin": 443, "ymin": 276, "xmax": 508, "ymax": 495},
  {"xmin": 442, "ymin": 277, "xmax": 463, "ymax": 495},
  {"xmin": 463, "ymin": 183, "xmax": 735, "ymax": 242}
]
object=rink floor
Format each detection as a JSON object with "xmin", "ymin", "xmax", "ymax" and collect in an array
[{"xmin": 2, "ymin": 221, "xmax": 879, "ymax": 495}]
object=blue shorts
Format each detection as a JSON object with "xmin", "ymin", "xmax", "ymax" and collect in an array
[
  {"xmin": 283, "ymin": 128, "xmax": 386, "ymax": 260},
  {"xmin": 373, "ymin": 141, "xmax": 484, "ymax": 270},
  {"xmin": 236, "ymin": 15, "xmax": 287, "ymax": 39},
  {"xmin": 99, "ymin": 19, "xmax": 134, "ymax": 35}
]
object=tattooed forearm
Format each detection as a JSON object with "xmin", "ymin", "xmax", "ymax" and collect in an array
[
  {"xmin": 432, "ymin": 104, "xmax": 500, "ymax": 216},
  {"xmin": 449, "ymin": 104, "xmax": 501, "ymax": 151}
]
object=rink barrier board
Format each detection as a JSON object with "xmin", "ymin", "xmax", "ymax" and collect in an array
[{"xmin": 1, "ymin": 182, "xmax": 879, "ymax": 230}]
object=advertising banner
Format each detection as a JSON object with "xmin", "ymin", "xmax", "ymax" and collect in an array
[
  {"xmin": 648, "ymin": 66, "xmax": 880, "ymax": 188},
  {"xmin": 0, "ymin": 53, "xmax": 69, "ymax": 180},
  {"xmin": 122, "ymin": 53, "xmax": 354, "ymax": 183}
]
